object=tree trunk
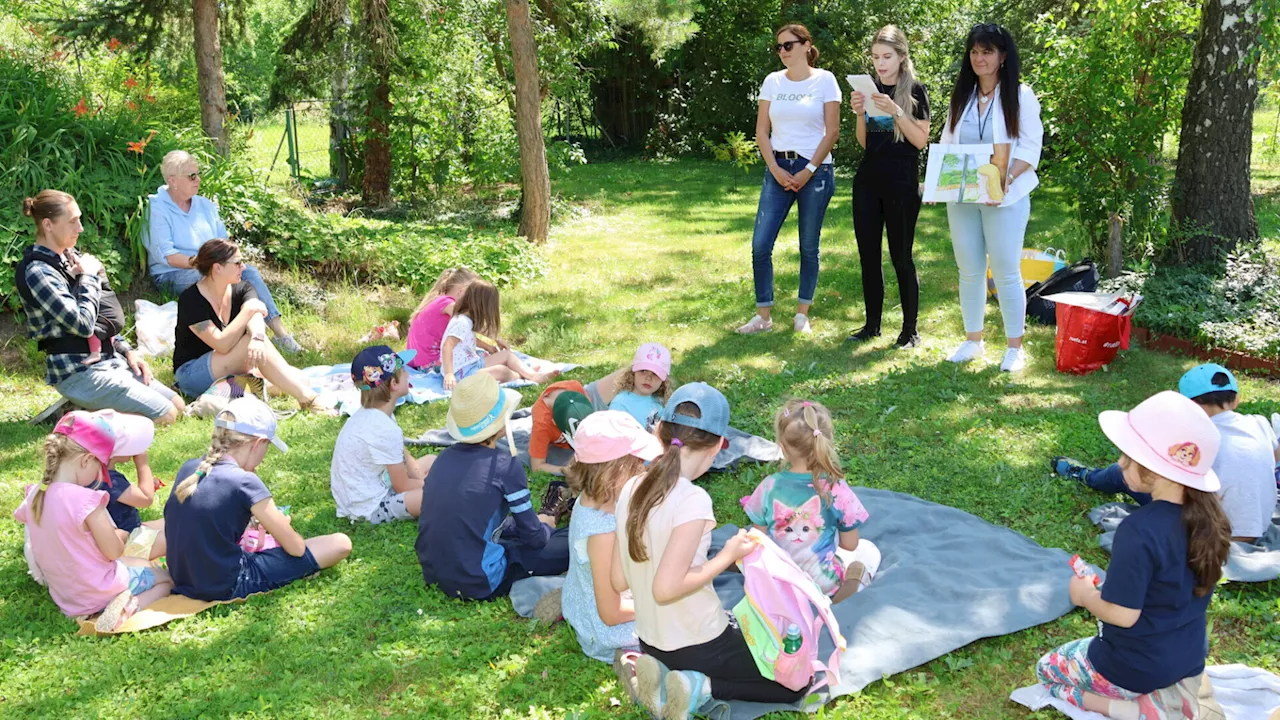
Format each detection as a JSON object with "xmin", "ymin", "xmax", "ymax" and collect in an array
[
  {"xmin": 361, "ymin": 70, "xmax": 392, "ymax": 206},
  {"xmin": 505, "ymin": 0, "xmax": 551, "ymax": 244},
  {"xmin": 192, "ymin": 0, "xmax": 228, "ymax": 155},
  {"xmin": 1107, "ymin": 213, "xmax": 1124, "ymax": 278},
  {"xmin": 1170, "ymin": 0, "xmax": 1261, "ymax": 263}
]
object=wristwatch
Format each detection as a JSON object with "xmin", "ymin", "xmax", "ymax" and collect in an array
[
  {"xmin": 895, "ymin": 106, "xmax": 904, "ymax": 118},
  {"xmin": 805, "ymin": 163, "xmax": 818, "ymax": 174}
]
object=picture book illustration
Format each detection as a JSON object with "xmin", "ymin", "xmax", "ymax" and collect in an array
[{"xmin": 923, "ymin": 143, "xmax": 1014, "ymax": 205}]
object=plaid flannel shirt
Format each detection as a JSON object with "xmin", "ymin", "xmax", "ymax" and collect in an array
[{"xmin": 20, "ymin": 246, "xmax": 133, "ymax": 386}]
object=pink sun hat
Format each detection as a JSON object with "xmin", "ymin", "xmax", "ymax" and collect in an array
[
  {"xmin": 632, "ymin": 342, "xmax": 672, "ymax": 381},
  {"xmin": 573, "ymin": 411, "xmax": 663, "ymax": 464},
  {"xmin": 53, "ymin": 411, "xmax": 116, "ymax": 484},
  {"xmin": 1097, "ymin": 391, "xmax": 1221, "ymax": 492},
  {"xmin": 95, "ymin": 409, "xmax": 156, "ymax": 458}
]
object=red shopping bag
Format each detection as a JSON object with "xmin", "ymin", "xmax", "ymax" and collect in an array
[{"xmin": 1054, "ymin": 298, "xmax": 1132, "ymax": 375}]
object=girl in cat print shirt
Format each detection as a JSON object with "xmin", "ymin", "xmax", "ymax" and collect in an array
[{"xmin": 742, "ymin": 399, "xmax": 881, "ymax": 602}]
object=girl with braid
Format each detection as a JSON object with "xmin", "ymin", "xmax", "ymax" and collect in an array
[
  {"xmin": 742, "ymin": 399, "xmax": 880, "ymax": 602},
  {"xmin": 164, "ymin": 397, "xmax": 350, "ymax": 601}
]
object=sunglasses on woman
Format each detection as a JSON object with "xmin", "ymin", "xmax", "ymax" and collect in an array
[
  {"xmin": 774, "ymin": 39, "xmax": 806, "ymax": 53},
  {"xmin": 186, "ymin": 172, "xmax": 200, "ymax": 181}
]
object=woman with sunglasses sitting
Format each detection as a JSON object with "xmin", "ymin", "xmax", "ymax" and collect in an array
[
  {"xmin": 143, "ymin": 150, "xmax": 303, "ymax": 354},
  {"xmin": 737, "ymin": 23, "xmax": 841, "ymax": 337},
  {"xmin": 173, "ymin": 239, "xmax": 329, "ymax": 413}
]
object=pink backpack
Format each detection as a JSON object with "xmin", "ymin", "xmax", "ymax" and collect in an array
[{"xmin": 733, "ymin": 529, "xmax": 847, "ymax": 692}]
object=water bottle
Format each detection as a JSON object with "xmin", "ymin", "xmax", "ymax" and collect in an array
[{"xmin": 782, "ymin": 624, "xmax": 803, "ymax": 655}]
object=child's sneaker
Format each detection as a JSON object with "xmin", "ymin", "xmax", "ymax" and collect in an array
[
  {"xmin": 735, "ymin": 315, "xmax": 773, "ymax": 335},
  {"xmin": 793, "ymin": 314, "xmax": 812, "ymax": 334},
  {"xmin": 663, "ymin": 669, "xmax": 711, "ymax": 720},
  {"xmin": 946, "ymin": 339, "xmax": 985, "ymax": 364},
  {"xmin": 634, "ymin": 654, "xmax": 668, "ymax": 717},
  {"xmin": 1050, "ymin": 456, "xmax": 1092, "ymax": 483},
  {"xmin": 532, "ymin": 588, "xmax": 562, "ymax": 625},
  {"xmin": 538, "ymin": 480, "xmax": 573, "ymax": 523},
  {"xmin": 95, "ymin": 590, "xmax": 138, "ymax": 633}
]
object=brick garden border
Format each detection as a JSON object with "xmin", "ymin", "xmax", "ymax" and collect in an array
[{"xmin": 1133, "ymin": 326, "xmax": 1280, "ymax": 378}]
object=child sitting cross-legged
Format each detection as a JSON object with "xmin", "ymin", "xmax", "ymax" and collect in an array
[
  {"xmin": 405, "ymin": 267, "xmax": 479, "ymax": 370},
  {"xmin": 608, "ymin": 342, "xmax": 675, "ymax": 431},
  {"xmin": 14, "ymin": 412, "xmax": 173, "ymax": 632},
  {"xmin": 330, "ymin": 345, "xmax": 437, "ymax": 523},
  {"xmin": 561, "ymin": 411, "xmax": 662, "ymax": 663},
  {"xmin": 415, "ymin": 373, "xmax": 569, "ymax": 601},
  {"xmin": 742, "ymin": 399, "xmax": 880, "ymax": 603},
  {"xmin": 440, "ymin": 279, "xmax": 560, "ymax": 391}
]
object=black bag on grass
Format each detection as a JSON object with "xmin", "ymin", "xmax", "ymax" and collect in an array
[{"xmin": 1025, "ymin": 259, "xmax": 1099, "ymax": 326}]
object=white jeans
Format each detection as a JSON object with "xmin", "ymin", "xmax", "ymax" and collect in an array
[{"xmin": 946, "ymin": 196, "xmax": 1031, "ymax": 339}]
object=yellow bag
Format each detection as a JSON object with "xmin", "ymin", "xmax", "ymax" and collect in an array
[{"xmin": 987, "ymin": 247, "xmax": 1067, "ymax": 298}]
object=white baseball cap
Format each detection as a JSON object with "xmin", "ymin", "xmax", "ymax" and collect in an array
[
  {"xmin": 215, "ymin": 397, "xmax": 289, "ymax": 453},
  {"xmin": 1097, "ymin": 391, "xmax": 1220, "ymax": 492}
]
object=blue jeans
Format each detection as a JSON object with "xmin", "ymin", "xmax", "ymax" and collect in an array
[
  {"xmin": 750, "ymin": 158, "xmax": 835, "ymax": 308},
  {"xmin": 153, "ymin": 264, "xmax": 281, "ymax": 320},
  {"xmin": 1085, "ymin": 463, "xmax": 1152, "ymax": 505}
]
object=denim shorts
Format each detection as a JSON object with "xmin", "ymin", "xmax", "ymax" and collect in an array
[
  {"xmin": 231, "ymin": 547, "xmax": 321, "ymax": 599},
  {"xmin": 55, "ymin": 357, "xmax": 177, "ymax": 420},
  {"xmin": 454, "ymin": 358, "xmax": 485, "ymax": 380},
  {"xmin": 127, "ymin": 565, "xmax": 157, "ymax": 595},
  {"xmin": 175, "ymin": 352, "xmax": 216, "ymax": 397}
]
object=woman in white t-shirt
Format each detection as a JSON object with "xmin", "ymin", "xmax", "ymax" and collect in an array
[
  {"xmin": 737, "ymin": 24, "xmax": 842, "ymax": 336},
  {"xmin": 610, "ymin": 383, "xmax": 807, "ymax": 719}
]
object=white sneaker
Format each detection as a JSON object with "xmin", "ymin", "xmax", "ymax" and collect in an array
[
  {"xmin": 794, "ymin": 313, "xmax": 812, "ymax": 334},
  {"xmin": 947, "ymin": 340, "xmax": 986, "ymax": 364},
  {"xmin": 1000, "ymin": 347, "xmax": 1028, "ymax": 373},
  {"xmin": 736, "ymin": 314, "xmax": 773, "ymax": 335}
]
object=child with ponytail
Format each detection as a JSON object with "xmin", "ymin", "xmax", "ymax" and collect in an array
[
  {"xmin": 1035, "ymin": 391, "xmax": 1231, "ymax": 719},
  {"xmin": 14, "ymin": 412, "xmax": 172, "ymax": 631},
  {"xmin": 742, "ymin": 399, "xmax": 879, "ymax": 603},
  {"xmin": 164, "ymin": 397, "xmax": 351, "ymax": 601},
  {"xmin": 611, "ymin": 383, "xmax": 806, "ymax": 720}
]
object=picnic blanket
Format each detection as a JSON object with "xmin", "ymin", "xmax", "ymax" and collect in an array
[
  {"xmin": 1089, "ymin": 500, "xmax": 1280, "ymax": 582},
  {"xmin": 411, "ymin": 408, "xmax": 783, "ymax": 472},
  {"xmin": 74, "ymin": 593, "xmax": 255, "ymax": 637},
  {"xmin": 301, "ymin": 352, "xmax": 579, "ymax": 415},
  {"xmin": 1010, "ymin": 664, "xmax": 1280, "ymax": 720}
]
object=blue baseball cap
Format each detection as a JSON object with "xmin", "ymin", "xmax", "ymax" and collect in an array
[
  {"xmin": 1178, "ymin": 363, "xmax": 1238, "ymax": 400},
  {"xmin": 352, "ymin": 345, "xmax": 416, "ymax": 390},
  {"xmin": 660, "ymin": 382, "xmax": 730, "ymax": 437}
]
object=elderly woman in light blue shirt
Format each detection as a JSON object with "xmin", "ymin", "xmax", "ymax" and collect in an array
[{"xmin": 144, "ymin": 150, "xmax": 302, "ymax": 353}]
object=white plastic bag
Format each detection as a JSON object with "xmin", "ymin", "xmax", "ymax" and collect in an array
[
  {"xmin": 134, "ymin": 299, "xmax": 178, "ymax": 357},
  {"xmin": 24, "ymin": 525, "xmax": 47, "ymax": 586}
]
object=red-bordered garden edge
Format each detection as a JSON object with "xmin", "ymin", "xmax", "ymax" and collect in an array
[{"xmin": 1133, "ymin": 326, "xmax": 1280, "ymax": 377}]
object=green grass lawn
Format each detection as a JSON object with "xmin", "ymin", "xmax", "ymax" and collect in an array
[
  {"xmin": 243, "ymin": 111, "xmax": 333, "ymax": 188},
  {"xmin": 1, "ymin": 159, "xmax": 1278, "ymax": 719}
]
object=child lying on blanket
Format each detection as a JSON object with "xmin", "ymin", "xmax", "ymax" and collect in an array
[
  {"xmin": 331, "ymin": 345, "xmax": 437, "ymax": 523},
  {"xmin": 406, "ymin": 267, "xmax": 478, "ymax": 370},
  {"xmin": 441, "ymin": 280, "xmax": 559, "ymax": 391},
  {"xmin": 562, "ymin": 411, "xmax": 660, "ymax": 662},
  {"xmin": 14, "ymin": 412, "xmax": 173, "ymax": 632},
  {"xmin": 1053, "ymin": 364, "xmax": 1280, "ymax": 543},
  {"xmin": 742, "ymin": 399, "xmax": 877, "ymax": 603},
  {"xmin": 165, "ymin": 397, "xmax": 351, "ymax": 602},
  {"xmin": 1036, "ymin": 391, "xmax": 1230, "ymax": 720},
  {"xmin": 608, "ymin": 342, "xmax": 675, "ymax": 431}
]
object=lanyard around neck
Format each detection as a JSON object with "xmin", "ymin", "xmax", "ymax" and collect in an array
[{"xmin": 966, "ymin": 88, "xmax": 996, "ymax": 141}]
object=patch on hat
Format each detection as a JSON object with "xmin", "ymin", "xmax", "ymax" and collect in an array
[{"xmin": 1167, "ymin": 442, "xmax": 1202, "ymax": 468}]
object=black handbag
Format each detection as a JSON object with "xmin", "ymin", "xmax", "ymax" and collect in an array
[{"xmin": 1025, "ymin": 258, "xmax": 1099, "ymax": 326}]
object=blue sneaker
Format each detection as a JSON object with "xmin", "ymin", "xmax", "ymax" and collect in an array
[
  {"xmin": 663, "ymin": 669, "xmax": 711, "ymax": 720},
  {"xmin": 1051, "ymin": 456, "xmax": 1092, "ymax": 483},
  {"xmin": 634, "ymin": 654, "xmax": 668, "ymax": 718}
]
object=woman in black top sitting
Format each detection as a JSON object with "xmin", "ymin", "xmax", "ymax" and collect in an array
[
  {"xmin": 173, "ymin": 239, "xmax": 324, "ymax": 412},
  {"xmin": 847, "ymin": 25, "xmax": 932, "ymax": 349}
]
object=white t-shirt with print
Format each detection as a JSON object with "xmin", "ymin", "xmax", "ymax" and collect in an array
[
  {"xmin": 331, "ymin": 407, "xmax": 405, "ymax": 520},
  {"xmin": 760, "ymin": 68, "xmax": 842, "ymax": 165},
  {"xmin": 443, "ymin": 314, "xmax": 483, "ymax": 372},
  {"xmin": 1211, "ymin": 411, "xmax": 1279, "ymax": 539}
]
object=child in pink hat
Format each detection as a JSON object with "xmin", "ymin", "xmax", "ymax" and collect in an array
[
  {"xmin": 1035, "ymin": 391, "xmax": 1231, "ymax": 719},
  {"xmin": 608, "ymin": 342, "xmax": 675, "ymax": 431},
  {"xmin": 90, "ymin": 410, "xmax": 168, "ymax": 557},
  {"xmin": 13, "ymin": 411, "xmax": 173, "ymax": 632}
]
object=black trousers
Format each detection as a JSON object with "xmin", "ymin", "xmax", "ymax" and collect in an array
[
  {"xmin": 640, "ymin": 615, "xmax": 807, "ymax": 704},
  {"xmin": 852, "ymin": 171, "xmax": 922, "ymax": 334}
]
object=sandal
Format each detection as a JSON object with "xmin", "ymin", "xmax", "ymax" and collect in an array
[{"xmin": 95, "ymin": 590, "xmax": 139, "ymax": 633}]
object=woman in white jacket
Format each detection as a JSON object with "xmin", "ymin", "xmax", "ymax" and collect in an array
[{"xmin": 939, "ymin": 24, "xmax": 1043, "ymax": 373}]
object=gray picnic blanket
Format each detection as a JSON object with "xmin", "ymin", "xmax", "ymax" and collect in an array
[
  {"xmin": 409, "ymin": 408, "xmax": 782, "ymax": 472},
  {"xmin": 519, "ymin": 487, "xmax": 1084, "ymax": 719},
  {"xmin": 1090, "ymin": 500, "xmax": 1280, "ymax": 582}
]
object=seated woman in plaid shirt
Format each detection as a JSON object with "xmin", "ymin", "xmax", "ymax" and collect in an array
[{"xmin": 16, "ymin": 191, "xmax": 184, "ymax": 424}]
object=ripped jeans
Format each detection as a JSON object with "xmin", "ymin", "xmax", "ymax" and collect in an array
[{"xmin": 750, "ymin": 157, "xmax": 835, "ymax": 307}]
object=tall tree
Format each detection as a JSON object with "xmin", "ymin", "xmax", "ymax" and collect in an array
[
  {"xmin": 506, "ymin": 0, "xmax": 550, "ymax": 244},
  {"xmin": 359, "ymin": 0, "xmax": 394, "ymax": 206},
  {"xmin": 1171, "ymin": 0, "xmax": 1262, "ymax": 263},
  {"xmin": 192, "ymin": 0, "xmax": 229, "ymax": 155}
]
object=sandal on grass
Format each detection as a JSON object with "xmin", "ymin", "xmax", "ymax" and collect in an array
[{"xmin": 95, "ymin": 590, "xmax": 139, "ymax": 633}]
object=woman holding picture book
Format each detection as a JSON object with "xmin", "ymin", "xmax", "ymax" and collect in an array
[
  {"xmin": 938, "ymin": 23, "xmax": 1043, "ymax": 373},
  {"xmin": 846, "ymin": 25, "xmax": 932, "ymax": 350}
]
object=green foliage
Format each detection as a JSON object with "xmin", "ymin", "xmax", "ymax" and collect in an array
[
  {"xmin": 1032, "ymin": 0, "xmax": 1199, "ymax": 270},
  {"xmin": 601, "ymin": 0, "xmax": 700, "ymax": 58},
  {"xmin": 707, "ymin": 130, "xmax": 758, "ymax": 190}
]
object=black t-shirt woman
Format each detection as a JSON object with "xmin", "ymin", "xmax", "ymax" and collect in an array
[{"xmin": 847, "ymin": 25, "xmax": 932, "ymax": 349}]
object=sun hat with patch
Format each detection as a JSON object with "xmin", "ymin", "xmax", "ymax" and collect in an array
[{"xmin": 1097, "ymin": 390, "xmax": 1221, "ymax": 492}]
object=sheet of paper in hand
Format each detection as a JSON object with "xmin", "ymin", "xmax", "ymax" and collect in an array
[
  {"xmin": 845, "ymin": 74, "xmax": 890, "ymax": 117},
  {"xmin": 924, "ymin": 143, "xmax": 1023, "ymax": 206}
]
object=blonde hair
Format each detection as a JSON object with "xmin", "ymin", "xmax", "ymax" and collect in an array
[
  {"xmin": 615, "ymin": 369, "xmax": 676, "ymax": 403},
  {"xmin": 870, "ymin": 25, "xmax": 920, "ymax": 143},
  {"xmin": 161, "ymin": 150, "xmax": 196, "ymax": 180},
  {"xmin": 567, "ymin": 454, "xmax": 647, "ymax": 506},
  {"xmin": 411, "ymin": 267, "xmax": 479, "ymax": 324},
  {"xmin": 360, "ymin": 366, "xmax": 404, "ymax": 408},
  {"xmin": 774, "ymin": 399, "xmax": 843, "ymax": 504},
  {"xmin": 30, "ymin": 433, "xmax": 92, "ymax": 524},
  {"xmin": 174, "ymin": 418, "xmax": 257, "ymax": 502},
  {"xmin": 453, "ymin": 279, "xmax": 502, "ymax": 339}
]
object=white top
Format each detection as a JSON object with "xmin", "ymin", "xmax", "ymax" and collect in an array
[
  {"xmin": 939, "ymin": 83, "xmax": 1044, "ymax": 204},
  {"xmin": 1211, "ymin": 411, "xmax": 1279, "ymax": 539},
  {"xmin": 443, "ymin": 314, "xmax": 483, "ymax": 371},
  {"xmin": 759, "ymin": 68, "xmax": 842, "ymax": 165},
  {"xmin": 330, "ymin": 407, "xmax": 405, "ymax": 520},
  {"xmin": 614, "ymin": 474, "xmax": 727, "ymax": 652}
]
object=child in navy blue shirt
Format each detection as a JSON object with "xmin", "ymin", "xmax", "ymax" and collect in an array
[
  {"xmin": 164, "ymin": 398, "xmax": 351, "ymax": 601},
  {"xmin": 94, "ymin": 411, "xmax": 163, "ymax": 550},
  {"xmin": 1036, "ymin": 392, "xmax": 1231, "ymax": 719},
  {"xmin": 415, "ymin": 373, "xmax": 569, "ymax": 601}
]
